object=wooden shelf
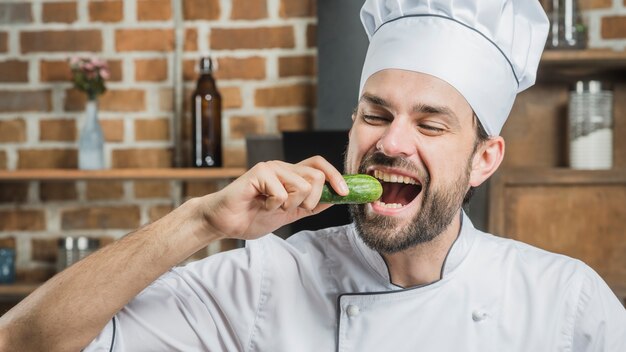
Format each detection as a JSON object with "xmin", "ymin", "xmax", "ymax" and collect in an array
[
  {"xmin": 491, "ymin": 167, "xmax": 626, "ymax": 186},
  {"xmin": 0, "ymin": 283, "xmax": 39, "ymax": 300},
  {"xmin": 0, "ymin": 168, "xmax": 247, "ymax": 182},
  {"xmin": 538, "ymin": 49, "xmax": 626, "ymax": 82},
  {"xmin": 541, "ymin": 49, "xmax": 626, "ymax": 66}
]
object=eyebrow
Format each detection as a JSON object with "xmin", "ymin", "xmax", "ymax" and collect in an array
[{"xmin": 360, "ymin": 93, "xmax": 461, "ymax": 127}]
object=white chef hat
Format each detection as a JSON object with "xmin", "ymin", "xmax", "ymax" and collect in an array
[{"xmin": 359, "ymin": 0, "xmax": 549, "ymax": 136}]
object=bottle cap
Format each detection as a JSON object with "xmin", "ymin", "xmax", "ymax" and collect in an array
[{"xmin": 199, "ymin": 57, "xmax": 213, "ymax": 74}]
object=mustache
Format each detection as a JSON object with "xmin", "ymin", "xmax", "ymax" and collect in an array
[{"xmin": 358, "ymin": 151, "xmax": 429, "ymax": 182}]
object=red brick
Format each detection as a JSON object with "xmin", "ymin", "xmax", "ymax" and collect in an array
[
  {"xmin": 135, "ymin": 58, "xmax": 168, "ymax": 81},
  {"xmin": 61, "ymin": 206, "xmax": 140, "ymax": 230},
  {"xmin": 135, "ymin": 181, "xmax": 170, "ymax": 199},
  {"xmin": 100, "ymin": 89, "xmax": 146, "ymax": 112},
  {"xmin": 40, "ymin": 60, "xmax": 71, "ymax": 82},
  {"xmin": 0, "ymin": 3, "xmax": 33, "ymax": 23},
  {"xmin": 232, "ymin": 0, "xmax": 267, "ymax": 20},
  {"xmin": 223, "ymin": 146, "xmax": 246, "ymax": 167},
  {"xmin": 64, "ymin": 89, "xmax": 87, "ymax": 111},
  {"xmin": 0, "ymin": 183, "xmax": 28, "ymax": 203},
  {"xmin": 16, "ymin": 267, "xmax": 56, "ymax": 284},
  {"xmin": 215, "ymin": 57, "xmax": 266, "ymax": 80},
  {"xmin": 183, "ymin": 0, "xmax": 220, "ymax": 20},
  {"xmin": 185, "ymin": 28, "xmax": 198, "ymax": 51},
  {"xmin": 229, "ymin": 116, "xmax": 266, "ymax": 140},
  {"xmin": 0, "ymin": 90, "xmax": 51, "ymax": 112},
  {"xmin": 183, "ymin": 181, "xmax": 218, "ymax": 198},
  {"xmin": 0, "ymin": 119, "xmax": 26, "ymax": 143},
  {"xmin": 579, "ymin": 0, "xmax": 612, "ymax": 10},
  {"xmin": 100, "ymin": 119, "xmax": 124, "ymax": 142},
  {"xmin": 0, "ymin": 237, "xmax": 16, "ymax": 250},
  {"xmin": 149, "ymin": 204, "xmax": 174, "ymax": 222},
  {"xmin": 41, "ymin": 59, "xmax": 122, "ymax": 83},
  {"xmin": 183, "ymin": 60, "xmax": 198, "ymax": 81},
  {"xmin": 40, "ymin": 182, "xmax": 77, "ymax": 201},
  {"xmin": 18, "ymin": 149, "xmax": 78, "ymax": 169},
  {"xmin": 277, "ymin": 112, "xmax": 311, "ymax": 132},
  {"xmin": 280, "ymin": 0, "xmax": 315, "ymax": 18},
  {"xmin": 278, "ymin": 55, "xmax": 316, "ymax": 77},
  {"xmin": 222, "ymin": 87, "xmax": 243, "ymax": 109},
  {"xmin": 31, "ymin": 238, "xmax": 57, "ymax": 262},
  {"xmin": 21, "ymin": 30, "xmax": 102, "ymax": 53},
  {"xmin": 86, "ymin": 181, "xmax": 124, "ymax": 200},
  {"xmin": 307, "ymin": 24, "xmax": 316, "ymax": 48},
  {"xmin": 0, "ymin": 60, "xmax": 28, "ymax": 83},
  {"xmin": 112, "ymin": 148, "xmax": 172, "ymax": 168},
  {"xmin": 135, "ymin": 118, "xmax": 170, "ymax": 141},
  {"xmin": 137, "ymin": 0, "xmax": 171, "ymax": 21},
  {"xmin": 0, "ymin": 210, "xmax": 45, "ymax": 231},
  {"xmin": 159, "ymin": 88, "xmax": 174, "ymax": 111},
  {"xmin": 0, "ymin": 32, "xmax": 7, "ymax": 52},
  {"xmin": 182, "ymin": 86, "xmax": 242, "ymax": 111},
  {"xmin": 42, "ymin": 1, "xmax": 78, "ymax": 23},
  {"xmin": 0, "ymin": 151, "xmax": 6, "ymax": 169},
  {"xmin": 255, "ymin": 83, "xmax": 315, "ymax": 107},
  {"xmin": 210, "ymin": 27, "xmax": 294, "ymax": 50},
  {"xmin": 40, "ymin": 119, "xmax": 77, "ymax": 142},
  {"xmin": 106, "ymin": 60, "xmax": 123, "ymax": 82},
  {"xmin": 602, "ymin": 16, "xmax": 626, "ymax": 39},
  {"xmin": 116, "ymin": 29, "xmax": 174, "ymax": 52},
  {"xmin": 89, "ymin": 0, "xmax": 123, "ymax": 22}
]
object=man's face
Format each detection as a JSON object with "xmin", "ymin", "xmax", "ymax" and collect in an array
[{"xmin": 345, "ymin": 69, "xmax": 478, "ymax": 253}]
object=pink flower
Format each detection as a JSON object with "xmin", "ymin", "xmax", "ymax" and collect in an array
[
  {"xmin": 84, "ymin": 63, "xmax": 95, "ymax": 71},
  {"xmin": 99, "ymin": 68, "xmax": 110, "ymax": 80}
]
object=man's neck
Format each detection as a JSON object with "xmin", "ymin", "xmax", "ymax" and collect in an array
[{"xmin": 381, "ymin": 210, "xmax": 462, "ymax": 288}]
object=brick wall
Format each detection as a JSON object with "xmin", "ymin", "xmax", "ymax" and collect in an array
[
  {"xmin": 0, "ymin": 0, "xmax": 316, "ymax": 282},
  {"xmin": 1, "ymin": 0, "xmax": 625, "ymax": 282}
]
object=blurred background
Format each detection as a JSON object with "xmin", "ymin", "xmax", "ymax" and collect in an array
[{"xmin": 0, "ymin": 0, "xmax": 624, "ymax": 310}]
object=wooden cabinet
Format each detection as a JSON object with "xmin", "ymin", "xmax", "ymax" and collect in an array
[{"xmin": 489, "ymin": 49, "xmax": 626, "ymax": 302}]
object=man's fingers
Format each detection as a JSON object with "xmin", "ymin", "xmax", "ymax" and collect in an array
[
  {"xmin": 255, "ymin": 161, "xmax": 313, "ymax": 211},
  {"xmin": 298, "ymin": 155, "xmax": 349, "ymax": 196}
]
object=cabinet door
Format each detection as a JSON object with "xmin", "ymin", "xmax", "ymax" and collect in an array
[{"xmin": 488, "ymin": 169, "xmax": 626, "ymax": 303}]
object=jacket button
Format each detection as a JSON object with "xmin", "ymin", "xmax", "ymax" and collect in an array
[
  {"xmin": 347, "ymin": 305, "xmax": 360, "ymax": 317},
  {"xmin": 472, "ymin": 310, "xmax": 488, "ymax": 322}
]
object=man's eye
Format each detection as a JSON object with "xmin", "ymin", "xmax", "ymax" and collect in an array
[
  {"xmin": 362, "ymin": 115, "xmax": 388, "ymax": 124},
  {"xmin": 419, "ymin": 124, "xmax": 445, "ymax": 135}
]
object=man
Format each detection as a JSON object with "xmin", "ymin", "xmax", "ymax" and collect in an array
[{"xmin": 1, "ymin": 0, "xmax": 625, "ymax": 351}]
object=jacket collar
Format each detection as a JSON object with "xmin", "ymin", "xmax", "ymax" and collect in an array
[{"xmin": 348, "ymin": 210, "xmax": 478, "ymax": 287}]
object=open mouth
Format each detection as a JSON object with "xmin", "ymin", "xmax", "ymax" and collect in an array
[{"xmin": 371, "ymin": 169, "xmax": 422, "ymax": 209}]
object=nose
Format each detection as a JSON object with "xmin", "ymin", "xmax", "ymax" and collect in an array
[{"xmin": 376, "ymin": 118, "xmax": 415, "ymax": 157}]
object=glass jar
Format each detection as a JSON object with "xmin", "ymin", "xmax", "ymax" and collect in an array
[
  {"xmin": 568, "ymin": 80, "xmax": 613, "ymax": 169},
  {"xmin": 56, "ymin": 237, "xmax": 100, "ymax": 273},
  {"xmin": 545, "ymin": 0, "xmax": 586, "ymax": 49}
]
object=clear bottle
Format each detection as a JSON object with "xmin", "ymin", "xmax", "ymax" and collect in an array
[
  {"xmin": 78, "ymin": 99, "xmax": 105, "ymax": 170},
  {"xmin": 191, "ymin": 57, "xmax": 222, "ymax": 167}
]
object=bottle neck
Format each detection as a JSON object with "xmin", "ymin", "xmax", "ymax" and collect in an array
[{"xmin": 196, "ymin": 72, "xmax": 218, "ymax": 91}]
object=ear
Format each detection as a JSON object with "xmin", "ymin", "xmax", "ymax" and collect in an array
[{"xmin": 469, "ymin": 136, "xmax": 505, "ymax": 187}]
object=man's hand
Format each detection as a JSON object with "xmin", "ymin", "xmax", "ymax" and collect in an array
[{"xmin": 201, "ymin": 156, "xmax": 349, "ymax": 240}]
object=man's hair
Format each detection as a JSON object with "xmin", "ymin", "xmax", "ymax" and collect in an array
[{"xmin": 462, "ymin": 113, "xmax": 490, "ymax": 206}]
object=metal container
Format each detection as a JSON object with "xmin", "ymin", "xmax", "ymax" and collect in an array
[
  {"xmin": 568, "ymin": 80, "xmax": 613, "ymax": 169},
  {"xmin": 546, "ymin": 0, "xmax": 586, "ymax": 49},
  {"xmin": 56, "ymin": 237, "xmax": 100, "ymax": 273}
]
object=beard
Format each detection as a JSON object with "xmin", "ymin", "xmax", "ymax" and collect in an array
[{"xmin": 348, "ymin": 151, "xmax": 471, "ymax": 254}]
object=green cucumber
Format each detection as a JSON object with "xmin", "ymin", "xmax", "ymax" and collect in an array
[{"xmin": 320, "ymin": 174, "xmax": 382, "ymax": 204}]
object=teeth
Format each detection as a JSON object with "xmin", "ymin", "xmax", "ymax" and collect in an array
[
  {"xmin": 373, "ymin": 170, "xmax": 417, "ymax": 185},
  {"xmin": 375, "ymin": 201, "xmax": 403, "ymax": 209}
]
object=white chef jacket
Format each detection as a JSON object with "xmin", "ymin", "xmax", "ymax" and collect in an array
[{"xmin": 85, "ymin": 212, "xmax": 626, "ymax": 351}]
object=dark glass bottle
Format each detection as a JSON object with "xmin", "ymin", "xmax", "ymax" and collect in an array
[{"xmin": 191, "ymin": 57, "xmax": 222, "ymax": 167}]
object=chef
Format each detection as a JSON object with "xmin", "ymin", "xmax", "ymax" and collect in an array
[{"xmin": 1, "ymin": 0, "xmax": 625, "ymax": 351}]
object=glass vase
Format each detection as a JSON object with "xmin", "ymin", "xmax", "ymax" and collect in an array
[{"xmin": 78, "ymin": 99, "xmax": 105, "ymax": 170}]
